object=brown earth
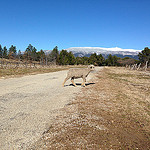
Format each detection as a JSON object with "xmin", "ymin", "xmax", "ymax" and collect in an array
[{"xmin": 29, "ymin": 67, "xmax": 150, "ymax": 150}]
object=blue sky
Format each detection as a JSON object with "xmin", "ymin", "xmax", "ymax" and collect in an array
[{"xmin": 0, "ymin": 0, "xmax": 150, "ymax": 51}]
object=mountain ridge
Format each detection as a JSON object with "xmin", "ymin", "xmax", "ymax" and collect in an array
[{"xmin": 66, "ymin": 47, "xmax": 141, "ymax": 59}]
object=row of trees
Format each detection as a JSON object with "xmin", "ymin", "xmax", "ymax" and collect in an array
[
  {"xmin": 0, "ymin": 44, "xmax": 46, "ymax": 61},
  {"xmin": 55, "ymin": 49, "xmax": 132, "ymax": 66},
  {"xmin": 46, "ymin": 47, "xmax": 150, "ymax": 66},
  {"xmin": 0, "ymin": 44, "xmax": 149, "ymax": 66}
]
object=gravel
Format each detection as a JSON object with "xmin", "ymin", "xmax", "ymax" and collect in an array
[{"xmin": 0, "ymin": 68, "xmax": 100, "ymax": 150}]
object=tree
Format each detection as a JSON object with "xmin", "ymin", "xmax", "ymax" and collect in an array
[
  {"xmin": 89, "ymin": 53, "xmax": 98, "ymax": 65},
  {"xmin": 31, "ymin": 47, "xmax": 37, "ymax": 61},
  {"xmin": 106, "ymin": 54, "xmax": 113, "ymax": 66},
  {"xmin": 76, "ymin": 57, "xmax": 83, "ymax": 65},
  {"xmin": 49, "ymin": 46, "xmax": 59, "ymax": 64},
  {"xmin": 0, "ymin": 45, "xmax": 3, "ymax": 58},
  {"xmin": 67, "ymin": 52, "xmax": 76, "ymax": 65},
  {"xmin": 23, "ymin": 44, "xmax": 38, "ymax": 61},
  {"xmin": 58, "ymin": 50, "xmax": 75, "ymax": 65},
  {"xmin": 105, "ymin": 54, "xmax": 120, "ymax": 66},
  {"xmin": 75, "ymin": 56, "xmax": 89, "ymax": 65},
  {"xmin": 81, "ymin": 57, "xmax": 89, "ymax": 65},
  {"xmin": 112, "ymin": 55, "xmax": 119, "ymax": 66},
  {"xmin": 8, "ymin": 45, "xmax": 17, "ymax": 59},
  {"xmin": 97, "ymin": 54, "xmax": 105, "ymax": 66},
  {"xmin": 88, "ymin": 53, "xmax": 105, "ymax": 66},
  {"xmin": 138, "ymin": 47, "xmax": 150, "ymax": 64},
  {"xmin": 3, "ymin": 46, "xmax": 8, "ymax": 59},
  {"xmin": 117, "ymin": 57, "xmax": 137, "ymax": 66},
  {"xmin": 24, "ymin": 44, "xmax": 33, "ymax": 61},
  {"xmin": 37, "ymin": 49, "xmax": 45, "ymax": 63},
  {"xmin": 59, "ymin": 50, "xmax": 69, "ymax": 65}
]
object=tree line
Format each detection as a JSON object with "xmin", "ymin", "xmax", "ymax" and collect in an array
[
  {"xmin": 49, "ymin": 47, "xmax": 150, "ymax": 66},
  {"xmin": 0, "ymin": 44, "xmax": 46, "ymax": 62},
  {"xmin": 0, "ymin": 44, "xmax": 149, "ymax": 66}
]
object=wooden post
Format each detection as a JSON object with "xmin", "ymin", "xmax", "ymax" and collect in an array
[
  {"xmin": 134, "ymin": 64, "xmax": 137, "ymax": 70},
  {"xmin": 137, "ymin": 63, "xmax": 141, "ymax": 70},
  {"xmin": 46, "ymin": 57, "xmax": 48, "ymax": 66},
  {"xmin": 128, "ymin": 65, "xmax": 131, "ymax": 69},
  {"xmin": 131, "ymin": 64, "xmax": 135, "ymax": 70},
  {"xmin": 145, "ymin": 61, "xmax": 148, "ymax": 71}
]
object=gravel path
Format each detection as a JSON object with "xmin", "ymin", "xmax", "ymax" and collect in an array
[{"xmin": 0, "ymin": 68, "xmax": 100, "ymax": 149}]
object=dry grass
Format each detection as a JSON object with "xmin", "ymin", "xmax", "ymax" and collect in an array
[
  {"xmin": 0, "ymin": 65, "xmax": 86, "ymax": 78},
  {"xmin": 29, "ymin": 67, "xmax": 150, "ymax": 150},
  {"xmin": 0, "ymin": 58, "xmax": 88, "ymax": 78},
  {"xmin": 0, "ymin": 67, "xmax": 66, "ymax": 78}
]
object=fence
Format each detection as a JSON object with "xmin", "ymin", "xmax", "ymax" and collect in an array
[
  {"xmin": 0, "ymin": 60, "xmax": 56, "ymax": 69},
  {"xmin": 126, "ymin": 61, "xmax": 150, "ymax": 71}
]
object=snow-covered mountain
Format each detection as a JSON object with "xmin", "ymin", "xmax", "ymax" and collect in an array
[
  {"xmin": 44, "ymin": 50, "xmax": 52, "ymax": 55},
  {"xmin": 66, "ymin": 47, "xmax": 141, "ymax": 59}
]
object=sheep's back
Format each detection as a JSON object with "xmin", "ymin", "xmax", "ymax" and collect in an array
[{"xmin": 68, "ymin": 68, "xmax": 88, "ymax": 78}]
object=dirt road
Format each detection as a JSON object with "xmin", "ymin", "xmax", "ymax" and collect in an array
[{"xmin": 0, "ymin": 67, "xmax": 101, "ymax": 149}]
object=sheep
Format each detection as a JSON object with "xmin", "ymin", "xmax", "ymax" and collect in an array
[{"xmin": 62, "ymin": 65, "xmax": 95, "ymax": 87}]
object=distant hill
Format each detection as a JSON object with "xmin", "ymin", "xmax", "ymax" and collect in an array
[
  {"xmin": 66, "ymin": 47, "xmax": 141, "ymax": 59},
  {"xmin": 44, "ymin": 50, "xmax": 52, "ymax": 55}
]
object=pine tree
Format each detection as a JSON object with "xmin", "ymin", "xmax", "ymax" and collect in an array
[
  {"xmin": 8, "ymin": 45, "xmax": 17, "ymax": 59},
  {"xmin": 0, "ymin": 45, "xmax": 3, "ymax": 58},
  {"xmin": 81, "ymin": 57, "xmax": 89, "ymax": 65},
  {"xmin": 3, "ymin": 46, "xmax": 8, "ymax": 59},
  {"xmin": 89, "ymin": 53, "xmax": 98, "ymax": 65},
  {"xmin": 76, "ymin": 57, "xmax": 84, "ymax": 65},
  {"xmin": 97, "ymin": 54, "xmax": 105, "ymax": 66},
  {"xmin": 37, "ymin": 49, "xmax": 45, "ymax": 64},
  {"xmin": 112, "ymin": 55, "xmax": 119, "ymax": 66},
  {"xmin": 59, "ymin": 50, "xmax": 68, "ymax": 65},
  {"xmin": 106, "ymin": 54, "xmax": 113, "ymax": 66},
  {"xmin": 49, "ymin": 46, "xmax": 59, "ymax": 64},
  {"xmin": 24, "ymin": 44, "xmax": 38, "ymax": 61},
  {"xmin": 67, "ymin": 52, "xmax": 76, "ymax": 65},
  {"xmin": 24, "ymin": 44, "xmax": 33, "ymax": 60},
  {"xmin": 31, "ymin": 47, "xmax": 37, "ymax": 61},
  {"xmin": 138, "ymin": 47, "xmax": 150, "ymax": 64}
]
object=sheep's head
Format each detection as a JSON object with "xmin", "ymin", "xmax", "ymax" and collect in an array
[{"xmin": 88, "ymin": 65, "xmax": 95, "ymax": 71}]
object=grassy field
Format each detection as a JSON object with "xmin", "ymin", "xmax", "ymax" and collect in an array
[{"xmin": 30, "ymin": 67, "xmax": 150, "ymax": 150}]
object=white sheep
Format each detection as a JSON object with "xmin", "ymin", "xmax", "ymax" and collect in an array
[{"xmin": 63, "ymin": 65, "xmax": 95, "ymax": 87}]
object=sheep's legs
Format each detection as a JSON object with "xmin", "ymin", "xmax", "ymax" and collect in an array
[
  {"xmin": 81, "ymin": 82, "xmax": 84, "ymax": 86},
  {"xmin": 81, "ymin": 78, "xmax": 86, "ymax": 86},
  {"xmin": 71, "ymin": 79, "xmax": 77, "ymax": 87},
  {"xmin": 81, "ymin": 78, "xmax": 86, "ymax": 87},
  {"xmin": 62, "ymin": 77, "xmax": 69, "ymax": 87}
]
